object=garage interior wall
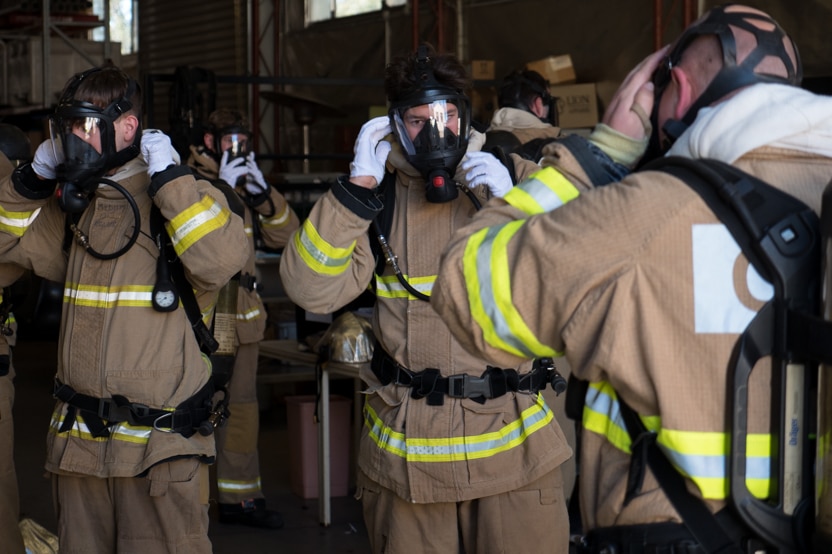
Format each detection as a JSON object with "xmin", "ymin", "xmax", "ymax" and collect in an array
[{"xmin": 137, "ymin": 0, "xmax": 832, "ymax": 175}]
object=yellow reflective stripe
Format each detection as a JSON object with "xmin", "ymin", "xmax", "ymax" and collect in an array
[
  {"xmin": 364, "ymin": 393, "xmax": 554, "ymax": 461},
  {"xmin": 217, "ymin": 478, "xmax": 262, "ymax": 494},
  {"xmin": 818, "ymin": 429, "xmax": 832, "ymax": 501},
  {"xmin": 504, "ymin": 167, "xmax": 580, "ymax": 215},
  {"xmin": 166, "ymin": 196, "xmax": 230, "ymax": 255},
  {"xmin": 582, "ymin": 381, "xmax": 633, "ymax": 452},
  {"xmin": 0, "ymin": 206, "xmax": 41, "ymax": 237},
  {"xmin": 64, "ymin": 283, "xmax": 154, "ymax": 308},
  {"xmin": 294, "ymin": 219, "xmax": 355, "ymax": 276},
  {"xmin": 244, "ymin": 225, "xmax": 253, "ymax": 237},
  {"xmin": 583, "ymin": 381, "xmax": 771, "ymax": 500},
  {"xmin": 49, "ymin": 410, "xmax": 152, "ymax": 445},
  {"xmin": 375, "ymin": 274, "xmax": 434, "ymax": 299},
  {"xmin": 237, "ymin": 306, "xmax": 261, "ymax": 321},
  {"xmin": 463, "ymin": 221, "xmax": 558, "ymax": 359},
  {"xmin": 262, "ymin": 203, "xmax": 292, "ymax": 229}
]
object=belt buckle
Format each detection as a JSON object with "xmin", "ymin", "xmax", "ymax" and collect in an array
[{"xmin": 448, "ymin": 374, "xmax": 492, "ymax": 399}]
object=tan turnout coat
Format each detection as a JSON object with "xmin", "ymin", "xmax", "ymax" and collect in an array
[
  {"xmin": 280, "ymin": 132, "xmax": 573, "ymax": 504},
  {"xmin": 0, "ymin": 157, "xmax": 249, "ymax": 478}
]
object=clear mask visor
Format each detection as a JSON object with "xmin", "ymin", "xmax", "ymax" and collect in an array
[
  {"xmin": 49, "ymin": 114, "xmax": 105, "ymax": 169},
  {"xmin": 392, "ymin": 100, "xmax": 469, "ymax": 157},
  {"xmin": 223, "ymin": 132, "xmax": 250, "ymax": 160}
]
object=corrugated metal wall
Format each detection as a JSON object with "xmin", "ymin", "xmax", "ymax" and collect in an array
[{"xmin": 138, "ymin": 0, "xmax": 248, "ymax": 132}]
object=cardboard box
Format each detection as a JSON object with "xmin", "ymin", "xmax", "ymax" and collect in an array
[
  {"xmin": 550, "ymin": 83, "xmax": 599, "ymax": 129},
  {"xmin": 526, "ymin": 54, "xmax": 576, "ymax": 85},
  {"xmin": 470, "ymin": 59, "xmax": 496, "ymax": 80}
]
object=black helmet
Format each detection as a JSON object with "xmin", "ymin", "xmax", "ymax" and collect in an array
[
  {"xmin": 648, "ymin": 4, "xmax": 801, "ymax": 157},
  {"xmin": 388, "ymin": 44, "xmax": 472, "ymax": 203},
  {"xmin": 498, "ymin": 69, "xmax": 558, "ymax": 126},
  {"xmin": 0, "ymin": 123, "xmax": 32, "ymax": 166}
]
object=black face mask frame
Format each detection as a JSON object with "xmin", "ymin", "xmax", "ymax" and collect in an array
[
  {"xmin": 642, "ymin": 4, "xmax": 802, "ymax": 165},
  {"xmin": 388, "ymin": 45, "xmax": 472, "ymax": 203},
  {"xmin": 50, "ymin": 67, "xmax": 141, "ymax": 213},
  {"xmin": 211, "ymin": 125, "xmax": 251, "ymax": 162}
]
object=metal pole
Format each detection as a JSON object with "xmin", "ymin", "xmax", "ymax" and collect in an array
[{"xmin": 42, "ymin": 0, "xmax": 50, "ymax": 108}]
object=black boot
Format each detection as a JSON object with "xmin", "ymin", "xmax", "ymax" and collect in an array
[{"xmin": 218, "ymin": 498, "xmax": 284, "ymax": 529}]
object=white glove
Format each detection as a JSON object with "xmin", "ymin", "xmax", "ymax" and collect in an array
[
  {"xmin": 218, "ymin": 150, "xmax": 248, "ymax": 186},
  {"xmin": 349, "ymin": 116, "xmax": 392, "ymax": 185},
  {"xmin": 141, "ymin": 129, "xmax": 179, "ymax": 177},
  {"xmin": 244, "ymin": 152, "xmax": 269, "ymax": 195},
  {"xmin": 461, "ymin": 151, "xmax": 513, "ymax": 198},
  {"xmin": 32, "ymin": 139, "xmax": 64, "ymax": 180}
]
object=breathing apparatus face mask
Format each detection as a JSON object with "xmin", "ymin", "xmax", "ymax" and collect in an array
[
  {"xmin": 389, "ymin": 48, "xmax": 471, "ymax": 203},
  {"xmin": 50, "ymin": 69, "xmax": 141, "ymax": 213},
  {"xmin": 539, "ymin": 91, "xmax": 558, "ymax": 126},
  {"xmin": 213, "ymin": 126, "xmax": 251, "ymax": 162},
  {"xmin": 640, "ymin": 5, "xmax": 802, "ymax": 166}
]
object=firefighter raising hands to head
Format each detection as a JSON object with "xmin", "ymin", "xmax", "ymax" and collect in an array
[
  {"xmin": 186, "ymin": 107, "xmax": 299, "ymax": 530},
  {"xmin": 279, "ymin": 43, "xmax": 572, "ymax": 553},
  {"xmin": 0, "ymin": 65, "xmax": 249, "ymax": 551},
  {"xmin": 433, "ymin": 4, "xmax": 827, "ymax": 553}
]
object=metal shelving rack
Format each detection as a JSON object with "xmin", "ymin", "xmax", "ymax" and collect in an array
[{"xmin": 0, "ymin": 0, "xmax": 111, "ymax": 110}]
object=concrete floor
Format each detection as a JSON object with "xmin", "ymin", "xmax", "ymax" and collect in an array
[{"xmin": 11, "ymin": 339, "xmax": 371, "ymax": 554}]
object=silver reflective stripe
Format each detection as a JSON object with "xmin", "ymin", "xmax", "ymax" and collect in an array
[{"xmin": 474, "ymin": 224, "xmax": 539, "ymax": 358}]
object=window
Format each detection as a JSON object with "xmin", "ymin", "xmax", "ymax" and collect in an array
[
  {"xmin": 307, "ymin": 0, "xmax": 407, "ymax": 25},
  {"xmin": 91, "ymin": 0, "xmax": 138, "ymax": 55}
]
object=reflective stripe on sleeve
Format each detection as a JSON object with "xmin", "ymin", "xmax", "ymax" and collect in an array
[
  {"xmin": 166, "ymin": 196, "xmax": 231, "ymax": 255},
  {"xmin": 262, "ymin": 203, "xmax": 293, "ymax": 229},
  {"xmin": 582, "ymin": 381, "xmax": 771, "ymax": 500},
  {"xmin": 504, "ymin": 167, "xmax": 581, "ymax": 215},
  {"xmin": 462, "ymin": 221, "xmax": 558, "ymax": 359},
  {"xmin": 0, "ymin": 206, "xmax": 41, "ymax": 237},
  {"xmin": 363, "ymin": 393, "xmax": 554, "ymax": 462},
  {"xmin": 293, "ymin": 219, "xmax": 355, "ymax": 276}
]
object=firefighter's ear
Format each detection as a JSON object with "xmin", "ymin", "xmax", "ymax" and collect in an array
[
  {"xmin": 671, "ymin": 66, "xmax": 694, "ymax": 121},
  {"xmin": 117, "ymin": 114, "xmax": 140, "ymax": 147}
]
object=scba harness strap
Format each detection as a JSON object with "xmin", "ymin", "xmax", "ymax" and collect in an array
[
  {"xmin": 371, "ymin": 346, "xmax": 565, "ymax": 406},
  {"xmin": 53, "ymin": 378, "xmax": 215, "ymax": 439}
]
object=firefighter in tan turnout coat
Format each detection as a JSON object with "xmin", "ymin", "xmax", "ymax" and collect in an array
[{"xmin": 280, "ymin": 44, "xmax": 572, "ymax": 553}]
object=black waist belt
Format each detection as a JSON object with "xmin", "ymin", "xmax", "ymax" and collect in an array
[
  {"xmin": 53, "ymin": 378, "xmax": 214, "ymax": 439},
  {"xmin": 371, "ymin": 346, "xmax": 553, "ymax": 406}
]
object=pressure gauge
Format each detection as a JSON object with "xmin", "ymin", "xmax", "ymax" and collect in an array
[{"xmin": 153, "ymin": 285, "xmax": 179, "ymax": 312}]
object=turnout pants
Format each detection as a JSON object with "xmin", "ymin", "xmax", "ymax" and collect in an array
[
  {"xmin": 0, "ymin": 370, "xmax": 25, "ymax": 554},
  {"xmin": 52, "ymin": 458, "xmax": 211, "ymax": 553},
  {"xmin": 215, "ymin": 342, "xmax": 264, "ymax": 504},
  {"xmin": 357, "ymin": 466, "xmax": 569, "ymax": 554}
]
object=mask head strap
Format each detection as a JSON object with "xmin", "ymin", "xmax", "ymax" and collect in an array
[{"xmin": 654, "ymin": 4, "xmax": 801, "ymax": 146}]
